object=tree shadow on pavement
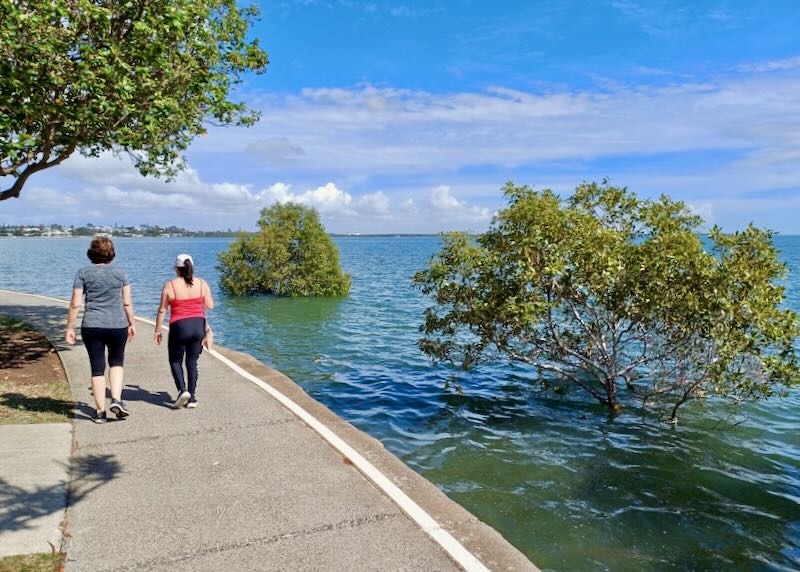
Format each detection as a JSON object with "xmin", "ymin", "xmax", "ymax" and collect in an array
[
  {"xmin": 0, "ymin": 454, "xmax": 120, "ymax": 533},
  {"xmin": 0, "ymin": 305, "xmax": 83, "ymax": 381},
  {"xmin": 0, "ymin": 305, "xmax": 71, "ymax": 347},
  {"xmin": 0, "ymin": 304, "xmax": 175, "ymax": 417},
  {"xmin": 0, "ymin": 326, "xmax": 51, "ymax": 369},
  {"xmin": 0, "ymin": 393, "xmax": 73, "ymax": 419}
]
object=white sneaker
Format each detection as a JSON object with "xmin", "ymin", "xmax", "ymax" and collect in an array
[
  {"xmin": 186, "ymin": 396, "xmax": 198, "ymax": 409},
  {"xmin": 173, "ymin": 391, "xmax": 191, "ymax": 409}
]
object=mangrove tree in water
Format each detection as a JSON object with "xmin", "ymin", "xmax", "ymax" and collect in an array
[
  {"xmin": 414, "ymin": 181, "xmax": 799, "ymax": 423},
  {"xmin": 218, "ymin": 202, "xmax": 351, "ymax": 297}
]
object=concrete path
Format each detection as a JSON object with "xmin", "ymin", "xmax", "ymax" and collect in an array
[
  {"xmin": 0, "ymin": 423, "xmax": 72, "ymax": 556},
  {"xmin": 0, "ymin": 290, "xmax": 537, "ymax": 572}
]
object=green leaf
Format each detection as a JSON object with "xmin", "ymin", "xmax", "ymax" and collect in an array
[
  {"xmin": 414, "ymin": 181, "xmax": 800, "ymax": 423},
  {"xmin": 216, "ymin": 202, "xmax": 351, "ymax": 298}
]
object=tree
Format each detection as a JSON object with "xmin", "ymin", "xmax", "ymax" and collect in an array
[
  {"xmin": 0, "ymin": 0, "xmax": 268, "ymax": 201},
  {"xmin": 217, "ymin": 202, "xmax": 351, "ymax": 297},
  {"xmin": 414, "ymin": 181, "xmax": 800, "ymax": 423}
]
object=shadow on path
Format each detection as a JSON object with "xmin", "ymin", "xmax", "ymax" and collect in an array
[
  {"xmin": 0, "ymin": 304, "xmax": 70, "ymax": 343},
  {"xmin": 72, "ymin": 402, "xmax": 129, "ymax": 423},
  {"xmin": 0, "ymin": 393, "xmax": 73, "ymax": 419},
  {"xmin": 0, "ymin": 454, "xmax": 120, "ymax": 533},
  {"xmin": 122, "ymin": 384, "xmax": 174, "ymax": 409},
  {"xmin": 0, "ymin": 326, "xmax": 51, "ymax": 369},
  {"xmin": 0, "ymin": 303, "xmax": 175, "ymax": 418},
  {"xmin": 73, "ymin": 385, "xmax": 175, "ymax": 419}
]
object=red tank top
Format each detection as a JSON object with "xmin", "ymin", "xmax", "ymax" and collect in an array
[{"xmin": 168, "ymin": 280, "xmax": 206, "ymax": 324}]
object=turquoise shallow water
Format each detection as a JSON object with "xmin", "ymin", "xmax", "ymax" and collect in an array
[{"xmin": 2, "ymin": 236, "xmax": 799, "ymax": 571}]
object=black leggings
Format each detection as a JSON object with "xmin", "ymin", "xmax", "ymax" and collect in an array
[
  {"xmin": 82, "ymin": 327, "xmax": 128, "ymax": 377},
  {"xmin": 168, "ymin": 317, "xmax": 205, "ymax": 396}
]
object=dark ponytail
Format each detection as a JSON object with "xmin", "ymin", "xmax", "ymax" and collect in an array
[{"xmin": 178, "ymin": 259, "xmax": 194, "ymax": 286}]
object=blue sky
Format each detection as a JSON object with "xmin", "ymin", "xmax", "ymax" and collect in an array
[{"xmin": 3, "ymin": 0, "xmax": 800, "ymax": 233}]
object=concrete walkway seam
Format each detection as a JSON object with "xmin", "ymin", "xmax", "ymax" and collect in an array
[{"xmin": 1, "ymin": 289, "xmax": 491, "ymax": 572}]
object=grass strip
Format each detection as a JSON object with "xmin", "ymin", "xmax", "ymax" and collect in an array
[
  {"xmin": 0, "ymin": 314, "xmax": 72, "ymax": 424},
  {"xmin": 0, "ymin": 552, "xmax": 65, "ymax": 572}
]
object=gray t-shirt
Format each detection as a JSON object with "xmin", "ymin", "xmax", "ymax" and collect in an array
[{"xmin": 73, "ymin": 265, "xmax": 130, "ymax": 328}]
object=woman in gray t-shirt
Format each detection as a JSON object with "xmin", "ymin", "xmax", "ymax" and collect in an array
[{"xmin": 66, "ymin": 236, "xmax": 137, "ymax": 423}]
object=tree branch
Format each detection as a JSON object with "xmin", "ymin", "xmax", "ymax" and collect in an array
[
  {"xmin": 537, "ymin": 361, "xmax": 607, "ymax": 403},
  {"xmin": 545, "ymin": 289, "xmax": 610, "ymax": 382},
  {"xmin": 0, "ymin": 142, "xmax": 77, "ymax": 201}
]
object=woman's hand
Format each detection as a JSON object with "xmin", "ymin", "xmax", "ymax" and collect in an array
[
  {"xmin": 65, "ymin": 327, "xmax": 76, "ymax": 345},
  {"xmin": 202, "ymin": 330, "xmax": 213, "ymax": 350},
  {"xmin": 128, "ymin": 324, "xmax": 137, "ymax": 340},
  {"xmin": 154, "ymin": 330, "xmax": 163, "ymax": 345}
]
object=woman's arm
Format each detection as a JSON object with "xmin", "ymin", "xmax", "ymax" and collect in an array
[
  {"xmin": 202, "ymin": 321, "xmax": 214, "ymax": 349},
  {"xmin": 65, "ymin": 288, "xmax": 82, "ymax": 344},
  {"xmin": 154, "ymin": 284, "xmax": 170, "ymax": 345},
  {"xmin": 122, "ymin": 285, "xmax": 136, "ymax": 339},
  {"xmin": 202, "ymin": 279, "xmax": 214, "ymax": 348},
  {"xmin": 203, "ymin": 278, "xmax": 214, "ymax": 310}
]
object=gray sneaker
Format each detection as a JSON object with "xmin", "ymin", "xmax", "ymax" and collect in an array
[
  {"xmin": 173, "ymin": 391, "xmax": 191, "ymax": 409},
  {"xmin": 109, "ymin": 399, "xmax": 129, "ymax": 419}
]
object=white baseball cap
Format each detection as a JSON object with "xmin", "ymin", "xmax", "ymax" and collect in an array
[{"xmin": 174, "ymin": 253, "xmax": 193, "ymax": 268}]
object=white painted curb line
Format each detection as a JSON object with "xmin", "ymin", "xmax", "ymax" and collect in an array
[{"xmin": 0, "ymin": 289, "xmax": 491, "ymax": 572}]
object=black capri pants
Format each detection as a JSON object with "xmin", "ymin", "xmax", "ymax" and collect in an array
[{"xmin": 81, "ymin": 327, "xmax": 128, "ymax": 377}]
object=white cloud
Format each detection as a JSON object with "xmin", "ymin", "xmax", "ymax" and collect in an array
[
  {"xmin": 274, "ymin": 1, "xmax": 439, "ymax": 19},
  {"xmin": 26, "ymin": 148, "xmax": 499, "ymax": 231},
  {"xmin": 306, "ymin": 183, "xmax": 351, "ymax": 211},
  {"xmin": 355, "ymin": 191, "xmax": 390, "ymax": 215},
  {"xmin": 58, "ymin": 153, "xmax": 255, "ymax": 209},
  {"xmin": 430, "ymin": 185, "xmax": 462, "ymax": 211},
  {"xmin": 244, "ymin": 136, "xmax": 305, "ymax": 164},
  {"xmin": 25, "ymin": 186, "xmax": 80, "ymax": 207},
  {"xmin": 609, "ymin": 0, "xmax": 693, "ymax": 36},
  {"xmin": 400, "ymin": 198, "xmax": 417, "ymax": 212},
  {"xmin": 0, "ymin": 186, "xmax": 84, "ymax": 225},
  {"xmin": 189, "ymin": 70, "xmax": 800, "ymax": 183},
  {"xmin": 737, "ymin": 56, "xmax": 800, "ymax": 74},
  {"xmin": 429, "ymin": 185, "xmax": 491, "ymax": 222},
  {"xmin": 51, "ymin": 155, "xmax": 405, "ymax": 226},
  {"xmin": 687, "ymin": 201, "xmax": 714, "ymax": 225},
  {"xmin": 9, "ymin": 53, "xmax": 800, "ymax": 232},
  {"xmin": 89, "ymin": 186, "xmax": 198, "ymax": 209},
  {"xmin": 261, "ymin": 181, "xmax": 353, "ymax": 214},
  {"xmin": 263, "ymin": 184, "xmax": 389, "ymax": 217}
]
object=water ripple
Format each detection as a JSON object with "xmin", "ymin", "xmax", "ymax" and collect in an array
[{"xmin": 2, "ymin": 235, "xmax": 800, "ymax": 571}]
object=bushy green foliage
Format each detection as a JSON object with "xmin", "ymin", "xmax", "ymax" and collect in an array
[
  {"xmin": 217, "ymin": 202, "xmax": 351, "ymax": 297},
  {"xmin": 414, "ymin": 181, "xmax": 800, "ymax": 422},
  {"xmin": 0, "ymin": 0, "xmax": 268, "ymax": 201}
]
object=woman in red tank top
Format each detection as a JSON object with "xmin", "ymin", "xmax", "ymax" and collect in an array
[{"xmin": 154, "ymin": 254, "xmax": 214, "ymax": 408}]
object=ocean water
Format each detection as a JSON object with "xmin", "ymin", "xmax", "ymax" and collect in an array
[{"xmin": 1, "ymin": 235, "xmax": 799, "ymax": 571}]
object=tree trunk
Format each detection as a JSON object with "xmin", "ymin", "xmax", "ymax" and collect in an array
[{"xmin": 605, "ymin": 377, "xmax": 622, "ymax": 413}]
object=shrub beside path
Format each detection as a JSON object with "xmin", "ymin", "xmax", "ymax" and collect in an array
[{"xmin": 0, "ymin": 290, "xmax": 537, "ymax": 572}]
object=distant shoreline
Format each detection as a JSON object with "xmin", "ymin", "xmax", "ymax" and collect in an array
[
  {"xmin": 329, "ymin": 233, "xmax": 440, "ymax": 237},
  {"xmin": 0, "ymin": 235, "xmax": 240, "ymax": 239},
  {"xmin": 4, "ymin": 233, "xmax": 800, "ymax": 240},
  {"xmin": 0, "ymin": 233, "xmax": 444, "ymax": 239}
]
